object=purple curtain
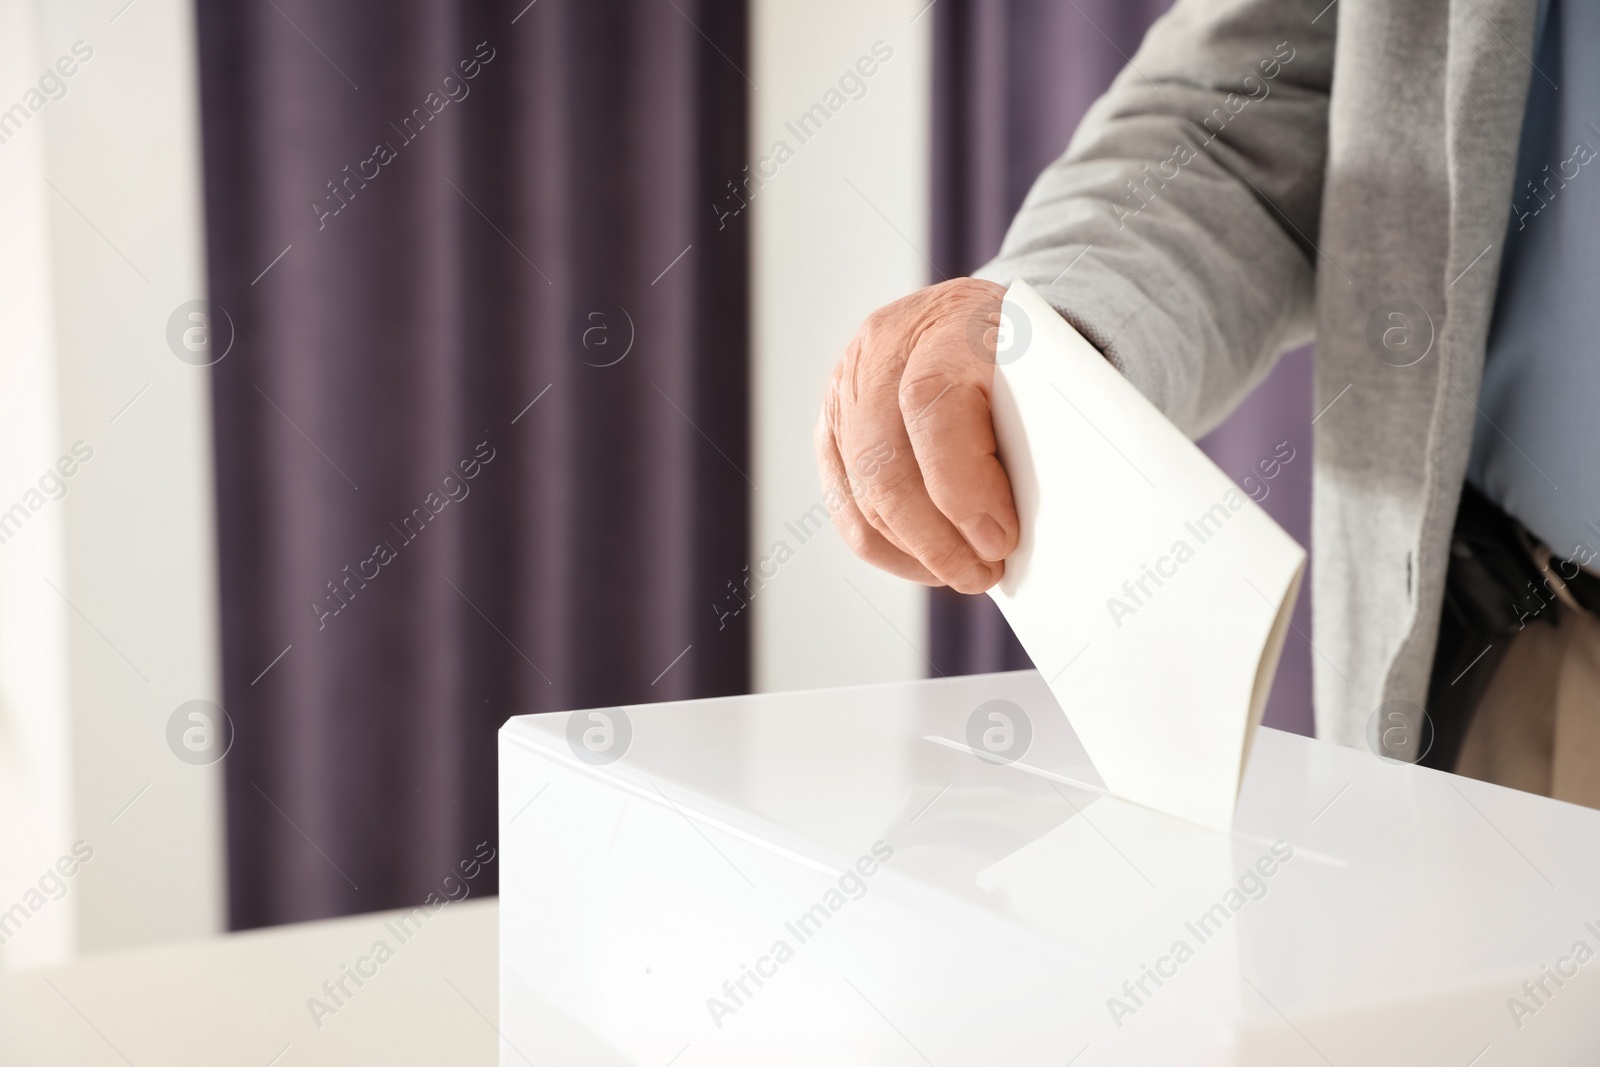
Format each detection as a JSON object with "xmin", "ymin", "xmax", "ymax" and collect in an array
[
  {"xmin": 928, "ymin": 0, "xmax": 1316, "ymax": 736},
  {"xmin": 197, "ymin": 0, "xmax": 750, "ymax": 929}
]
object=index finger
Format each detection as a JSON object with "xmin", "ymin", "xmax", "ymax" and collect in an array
[
  {"xmin": 836, "ymin": 368, "xmax": 1002, "ymax": 594},
  {"xmin": 899, "ymin": 302, "xmax": 1019, "ymax": 563}
]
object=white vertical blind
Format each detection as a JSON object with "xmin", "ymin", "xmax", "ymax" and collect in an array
[
  {"xmin": 0, "ymin": 0, "xmax": 222, "ymax": 964},
  {"xmin": 750, "ymin": 0, "xmax": 933, "ymax": 692}
]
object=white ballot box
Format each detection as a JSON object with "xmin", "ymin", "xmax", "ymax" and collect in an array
[{"xmin": 499, "ymin": 670, "xmax": 1600, "ymax": 1066}]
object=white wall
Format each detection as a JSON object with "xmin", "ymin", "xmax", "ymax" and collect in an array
[
  {"xmin": 0, "ymin": 0, "xmax": 222, "ymax": 964},
  {"xmin": 0, "ymin": 0, "xmax": 73, "ymax": 971},
  {"xmin": 750, "ymin": 0, "xmax": 934, "ymax": 693}
]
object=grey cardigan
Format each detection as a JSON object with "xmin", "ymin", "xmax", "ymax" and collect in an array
[{"xmin": 977, "ymin": 0, "xmax": 1539, "ymax": 746}]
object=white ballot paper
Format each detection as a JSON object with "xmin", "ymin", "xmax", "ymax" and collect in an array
[{"xmin": 986, "ymin": 280, "xmax": 1305, "ymax": 830}]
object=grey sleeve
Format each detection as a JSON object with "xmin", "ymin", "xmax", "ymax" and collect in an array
[{"xmin": 974, "ymin": 0, "xmax": 1334, "ymax": 437}]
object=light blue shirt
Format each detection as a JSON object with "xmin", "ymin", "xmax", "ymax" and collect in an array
[{"xmin": 1466, "ymin": 0, "xmax": 1600, "ymax": 560}]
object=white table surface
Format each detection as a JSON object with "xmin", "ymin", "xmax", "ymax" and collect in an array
[
  {"xmin": 0, "ymin": 898, "xmax": 501, "ymax": 1065},
  {"xmin": 8, "ymin": 668, "xmax": 1600, "ymax": 1066}
]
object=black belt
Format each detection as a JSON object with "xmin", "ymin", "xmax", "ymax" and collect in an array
[
  {"xmin": 1561, "ymin": 555, "xmax": 1600, "ymax": 615},
  {"xmin": 1422, "ymin": 482, "xmax": 1583, "ymax": 770}
]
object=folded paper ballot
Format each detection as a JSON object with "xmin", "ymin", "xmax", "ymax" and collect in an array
[{"xmin": 985, "ymin": 280, "xmax": 1305, "ymax": 830}]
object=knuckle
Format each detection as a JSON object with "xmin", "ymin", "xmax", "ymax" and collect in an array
[
  {"xmin": 849, "ymin": 438, "xmax": 900, "ymax": 485},
  {"xmin": 859, "ymin": 469, "xmax": 916, "ymax": 513},
  {"xmin": 897, "ymin": 369, "xmax": 953, "ymax": 415},
  {"xmin": 927, "ymin": 538, "xmax": 973, "ymax": 579},
  {"xmin": 856, "ymin": 303, "xmax": 915, "ymax": 366},
  {"xmin": 856, "ymin": 310, "xmax": 893, "ymax": 359},
  {"xmin": 925, "ymin": 281, "xmax": 1006, "ymax": 363},
  {"xmin": 918, "ymin": 466, "xmax": 967, "ymax": 505},
  {"xmin": 899, "ymin": 373, "xmax": 979, "ymax": 432},
  {"xmin": 927, "ymin": 276, "xmax": 1006, "ymax": 317},
  {"xmin": 920, "ymin": 457, "xmax": 999, "ymax": 511},
  {"xmin": 837, "ymin": 515, "xmax": 874, "ymax": 559}
]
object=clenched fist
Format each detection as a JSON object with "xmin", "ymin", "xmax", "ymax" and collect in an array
[{"xmin": 815, "ymin": 277, "xmax": 1019, "ymax": 594}]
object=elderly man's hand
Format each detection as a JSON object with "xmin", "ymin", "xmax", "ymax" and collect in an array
[{"xmin": 815, "ymin": 277, "xmax": 1019, "ymax": 594}]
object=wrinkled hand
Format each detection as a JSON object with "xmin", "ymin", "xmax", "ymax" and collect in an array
[{"xmin": 815, "ymin": 278, "xmax": 1019, "ymax": 594}]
